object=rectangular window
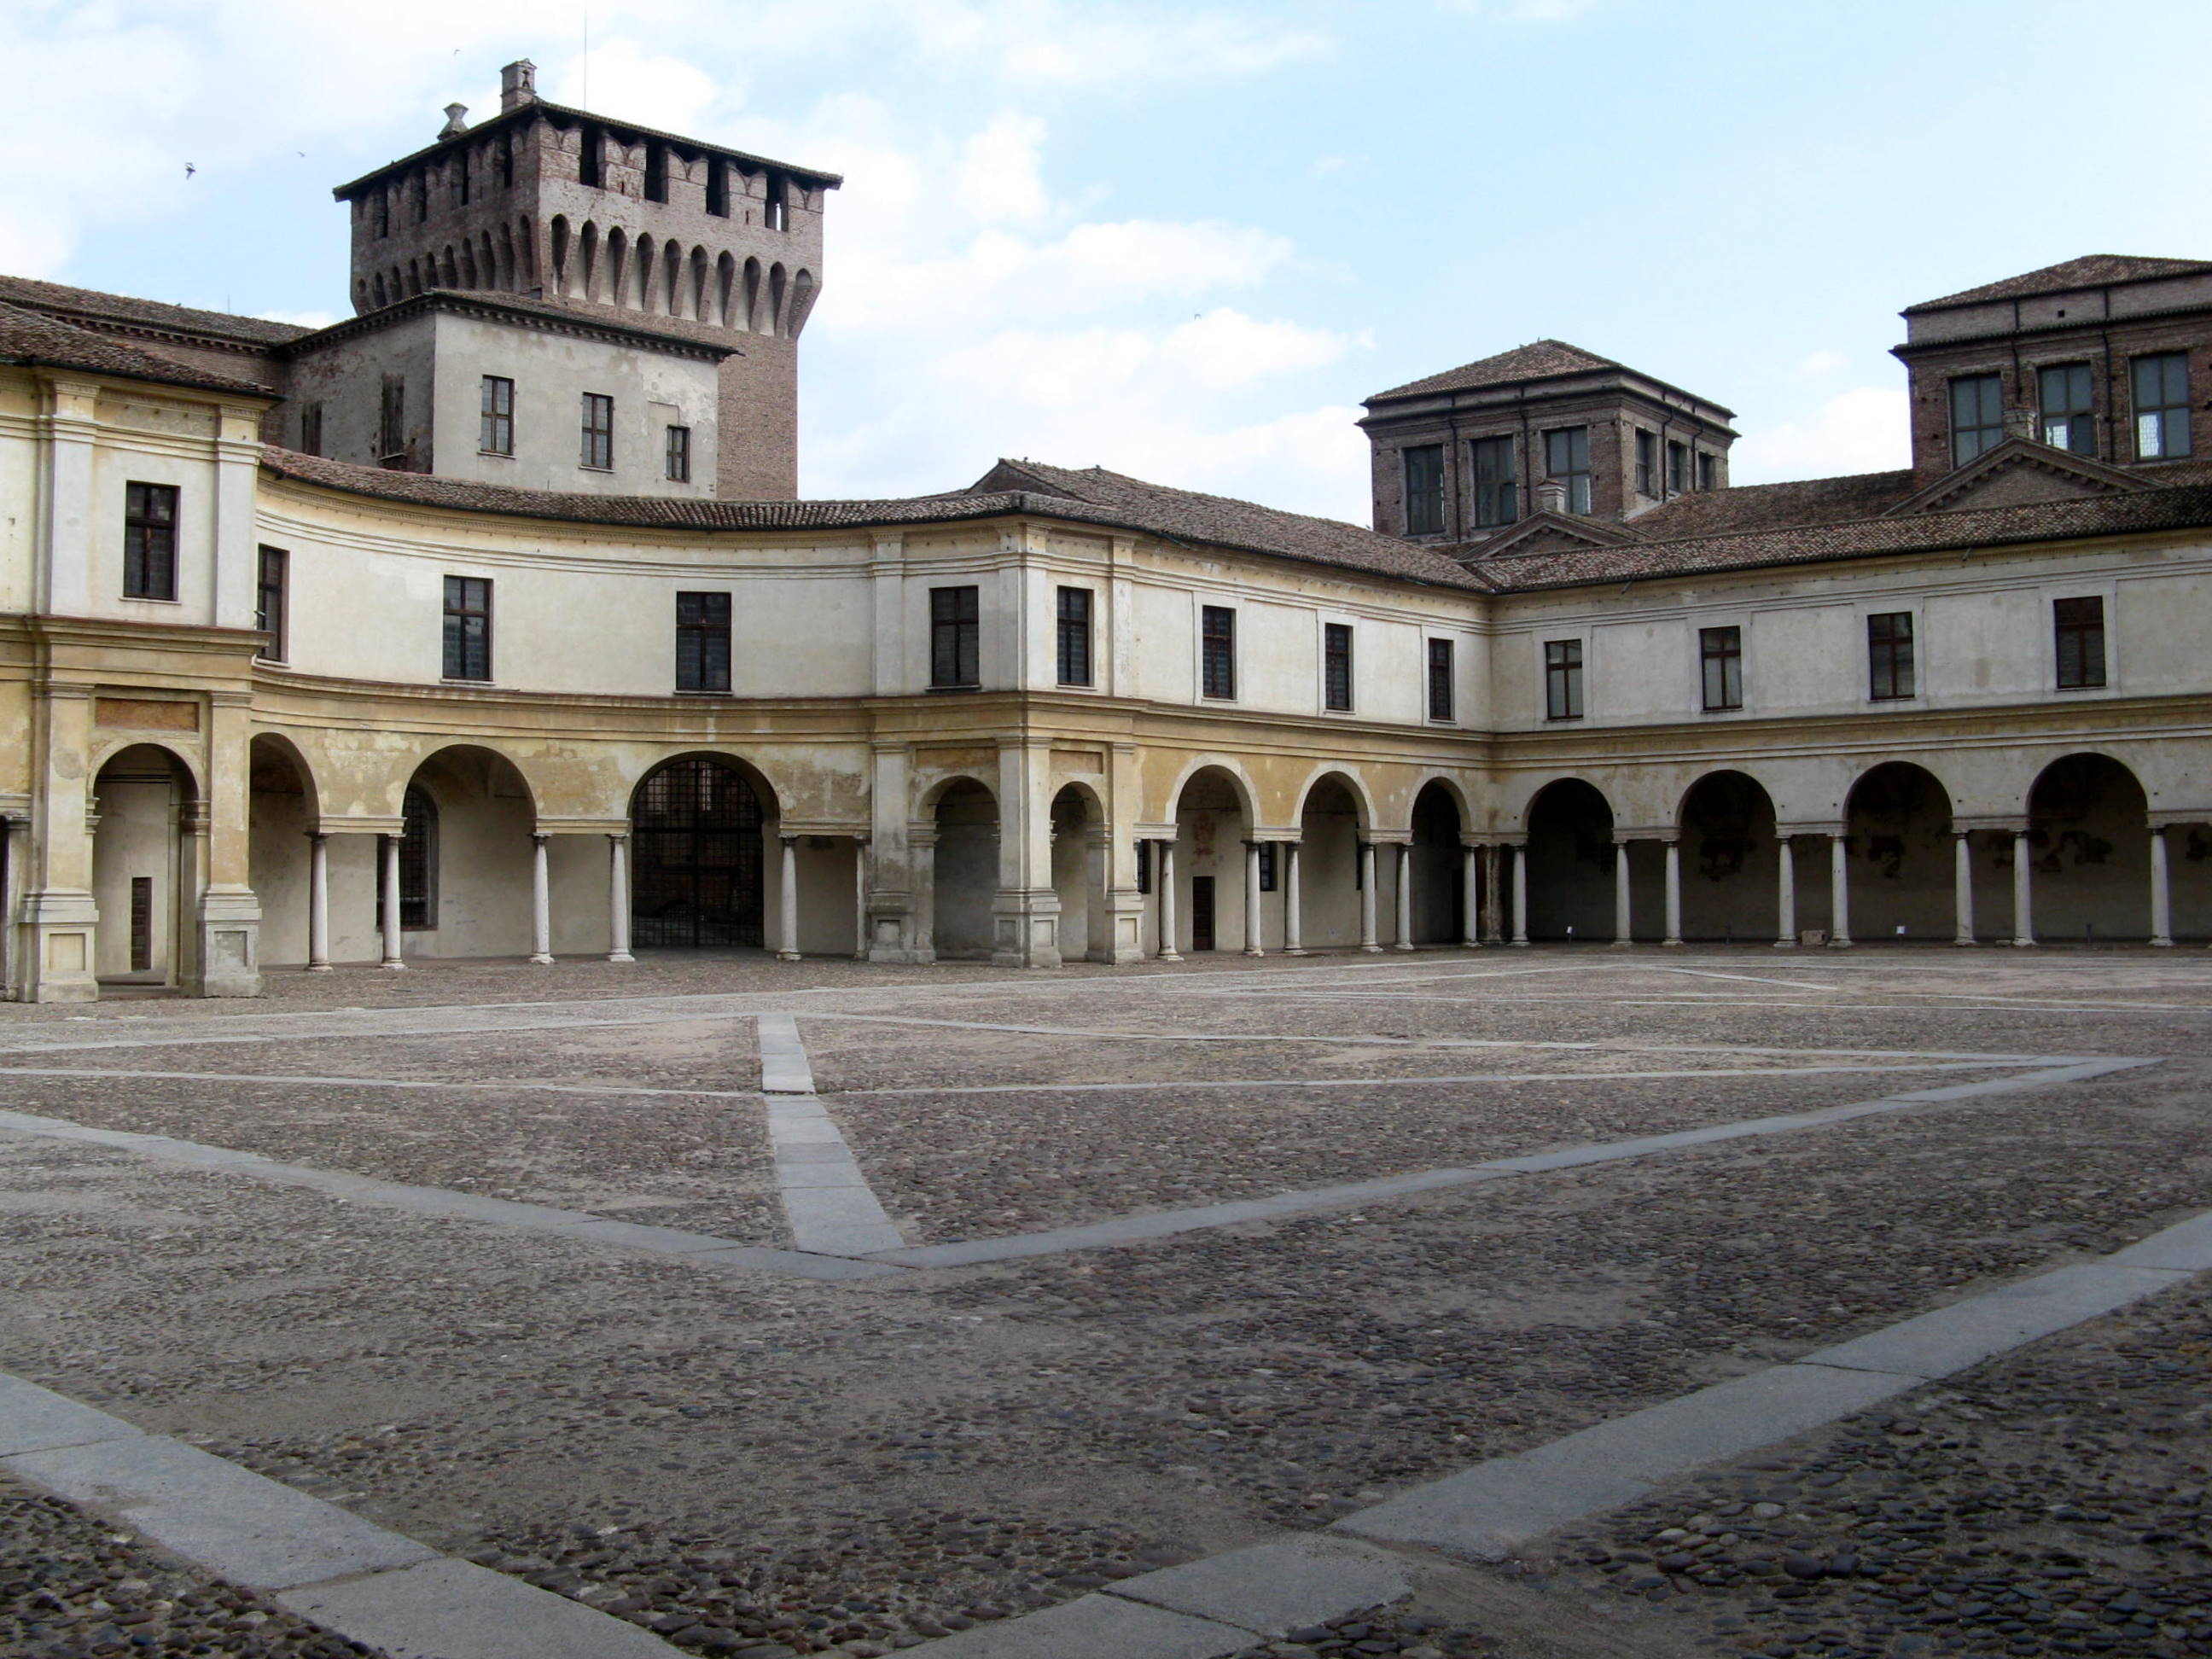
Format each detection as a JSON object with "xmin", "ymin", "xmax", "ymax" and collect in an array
[
  {"xmin": 372, "ymin": 190, "xmax": 390, "ymax": 238},
  {"xmin": 1545, "ymin": 426, "xmax": 1592, "ymax": 515},
  {"xmin": 1700, "ymin": 625, "xmax": 1743, "ymax": 711},
  {"xmin": 1544, "ymin": 637, "xmax": 1583, "ymax": 720},
  {"xmin": 1056, "ymin": 586, "xmax": 1093, "ymax": 686},
  {"xmin": 930, "ymin": 585, "xmax": 981, "ymax": 689},
  {"xmin": 1402, "ymin": 444, "xmax": 1446, "ymax": 536},
  {"xmin": 765, "ymin": 172, "xmax": 790, "ymax": 231},
  {"xmin": 580, "ymin": 393, "xmax": 614, "ymax": 469},
  {"xmin": 377, "ymin": 376, "xmax": 406, "ymax": 464},
  {"xmin": 1427, "ymin": 637, "xmax": 1455, "ymax": 721},
  {"xmin": 578, "ymin": 125, "xmax": 602, "ymax": 188},
  {"xmin": 1322, "ymin": 622, "xmax": 1353, "ymax": 711},
  {"xmin": 1667, "ymin": 439, "xmax": 1689, "ymax": 495},
  {"xmin": 1867, "ymin": 610, "xmax": 1914, "ymax": 701},
  {"xmin": 123, "ymin": 481, "xmax": 178, "ymax": 601},
  {"xmin": 675, "ymin": 591, "xmax": 731, "ymax": 692},
  {"xmin": 453, "ymin": 152, "xmax": 470, "ymax": 206},
  {"xmin": 1950, "ymin": 373, "xmax": 2005, "ymax": 465},
  {"xmin": 665, "ymin": 425, "xmax": 692, "ymax": 483},
  {"xmin": 496, "ymin": 137, "xmax": 514, "ymax": 189},
  {"xmin": 706, "ymin": 158, "xmax": 730, "ymax": 217},
  {"xmin": 1634, "ymin": 428, "xmax": 1656, "ymax": 496},
  {"xmin": 129, "ymin": 877, "xmax": 152, "ymax": 974},
  {"xmin": 1136, "ymin": 838, "xmax": 1151, "ymax": 895},
  {"xmin": 411, "ymin": 172, "xmax": 428, "ymax": 224},
  {"xmin": 2054, "ymin": 596, "xmax": 2107, "ymax": 689},
  {"xmin": 1201, "ymin": 605, "xmax": 1237, "ymax": 699},
  {"xmin": 2133, "ymin": 352, "xmax": 2192, "ymax": 459},
  {"xmin": 256, "ymin": 545, "xmax": 288, "ymax": 661},
  {"xmin": 299, "ymin": 401, "xmax": 323, "ymax": 457},
  {"xmin": 479, "ymin": 375, "xmax": 514, "ymax": 456},
  {"xmin": 1257, "ymin": 843, "xmax": 1278, "ymax": 893},
  {"xmin": 1697, "ymin": 451, "xmax": 1718, "ymax": 491},
  {"xmin": 1471, "ymin": 434, "xmax": 1517, "ymax": 527},
  {"xmin": 398, "ymin": 787, "xmax": 435, "ymax": 930},
  {"xmin": 644, "ymin": 143, "xmax": 667, "ymax": 203},
  {"xmin": 442, "ymin": 575, "xmax": 492, "ymax": 681},
  {"xmin": 2039, "ymin": 363, "xmax": 2095, "ymax": 454}
]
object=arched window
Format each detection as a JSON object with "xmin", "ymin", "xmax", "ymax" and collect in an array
[
  {"xmin": 392, "ymin": 785, "xmax": 438, "ymax": 930},
  {"xmin": 631, "ymin": 758, "xmax": 766, "ymax": 947}
]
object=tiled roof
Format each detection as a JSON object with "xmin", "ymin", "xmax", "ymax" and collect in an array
[
  {"xmin": 1366, "ymin": 340, "xmax": 1623, "ymax": 403},
  {"xmin": 260, "ymin": 449, "xmax": 1492, "ymax": 589},
  {"xmin": 0, "ymin": 302, "xmax": 276, "ymax": 396},
  {"xmin": 1622, "ymin": 470, "xmax": 1918, "ymax": 538},
  {"xmin": 0, "ymin": 274, "xmax": 311, "ymax": 346},
  {"xmin": 281, "ymin": 290, "xmax": 734, "ymax": 361},
  {"xmin": 1464, "ymin": 482, "xmax": 2212, "ymax": 593},
  {"xmin": 1902, "ymin": 255, "xmax": 2212, "ymax": 315}
]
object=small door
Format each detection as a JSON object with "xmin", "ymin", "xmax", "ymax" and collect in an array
[{"xmin": 1191, "ymin": 876, "xmax": 1216, "ymax": 952}]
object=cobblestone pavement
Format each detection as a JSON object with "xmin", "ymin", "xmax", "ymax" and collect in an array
[{"xmin": 2, "ymin": 947, "xmax": 2209, "ymax": 1656}]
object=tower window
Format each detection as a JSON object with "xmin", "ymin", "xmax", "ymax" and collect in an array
[
  {"xmin": 497, "ymin": 137, "xmax": 515, "ymax": 189},
  {"xmin": 644, "ymin": 144, "xmax": 667, "ymax": 203},
  {"xmin": 1544, "ymin": 638, "xmax": 1583, "ymax": 720},
  {"xmin": 665, "ymin": 424, "xmax": 692, "ymax": 483},
  {"xmin": 1634, "ymin": 428, "xmax": 1656, "ymax": 496},
  {"xmin": 1201, "ymin": 606, "xmax": 1236, "ymax": 700},
  {"xmin": 442, "ymin": 575, "xmax": 492, "ymax": 681},
  {"xmin": 256, "ymin": 545, "xmax": 288, "ymax": 661},
  {"xmin": 1867, "ymin": 611, "xmax": 1914, "ymax": 701},
  {"xmin": 1402, "ymin": 444, "xmax": 1445, "ymax": 536},
  {"xmin": 480, "ymin": 375, "xmax": 515, "ymax": 456},
  {"xmin": 453, "ymin": 153, "xmax": 470, "ymax": 206},
  {"xmin": 930, "ymin": 585, "xmax": 981, "ymax": 689},
  {"xmin": 579, "ymin": 393, "xmax": 614, "ymax": 469},
  {"xmin": 676, "ymin": 591, "xmax": 731, "ymax": 692},
  {"xmin": 1697, "ymin": 451, "xmax": 1717, "ymax": 490},
  {"xmin": 1427, "ymin": 637, "xmax": 1455, "ymax": 722},
  {"xmin": 123, "ymin": 481, "xmax": 179, "ymax": 602},
  {"xmin": 1471, "ymin": 435, "xmax": 1516, "ymax": 527},
  {"xmin": 1323, "ymin": 622, "xmax": 1353, "ymax": 712},
  {"xmin": 2133, "ymin": 352, "xmax": 2192, "ymax": 459},
  {"xmin": 578, "ymin": 125, "xmax": 603, "ymax": 188},
  {"xmin": 1667, "ymin": 439, "xmax": 1689, "ymax": 494},
  {"xmin": 1544, "ymin": 426, "xmax": 1592, "ymax": 515},
  {"xmin": 372, "ymin": 190, "xmax": 390, "ymax": 238},
  {"xmin": 1950, "ymin": 373, "xmax": 2005, "ymax": 465},
  {"xmin": 1700, "ymin": 626, "xmax": 1743, "ymax": 712},
  {"xmin": 1057, "ymin": 586, "xmax": 1093, "ymax": 687},
  {"xmin": 411, "ymin": 172, "xmax": 428, "ymax": 223},
  {"xmin": 2054, "ymin": 596, "xmax": 2107, "ymax": 689},
  {"xmin": 765, "ymin": 172, "xmax": 789, "ymax": 231},
  {"xmin": 299, "ymin": 401, "xmax": 323, "ymax": 457},
  {"xmin": 377, "ymin": 376, "xmax": 407, "ymax": 465},
  {"xmin": 2040, "ymin": 364, "xmax": 2094, "ymax": 454},
  {"xmin": 706, "ymin": 158, "xmax": 730, "ymax": 217}
]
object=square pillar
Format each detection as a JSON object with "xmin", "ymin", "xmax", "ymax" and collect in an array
[{"xmin": 992, "ymin": 739, "xmax": 1060, "ymax": 968}]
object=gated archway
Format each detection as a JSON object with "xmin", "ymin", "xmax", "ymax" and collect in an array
[{"xmin": 631, "ymin": 755, "xmax": 768, "ymax": 947}]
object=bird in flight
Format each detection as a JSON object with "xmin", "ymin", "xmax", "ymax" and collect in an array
[{"xmin": 184, "ymin": 162, "xmax": 196, "ymax": 178}]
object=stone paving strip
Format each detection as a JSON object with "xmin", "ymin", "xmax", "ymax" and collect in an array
[
  {"xmin": 757, "ymin": 1014, "xmax": 906, "ymax": 1257},
  {"xmin": 0, "ymin": 1371, "xmax": 690, "ymax": 1659},
  {"xmin": 902, "ymin": 1203, "xmax": 2212, "ymax": 1658}
]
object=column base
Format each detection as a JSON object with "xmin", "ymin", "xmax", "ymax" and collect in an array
[
  {"xmin": 1359, "ymin": 944, "xmax": 1384, "ymax": 954},
  {"xmin": 1662, "ymin": 938, "xmax": 1685, "ymax": 948},
  {"xmin": 1242, "ymin": 947, "xmax": 1265, "ymax": 958},
  {"xmin": 1827, "ymin": 939, "xmax": 1854, "ymax": 949},
  {"xmin": 20, "ymin": 892, "xmax": 101, "ymax": 1003},
  {"xmin": 1156, "ymin": 951, "xmax": 1184, "ymax": 963},
  {"xmin": 2011, "ymin": 939, "xmax": 2036, "ymax": 948},
  {"xmin": 1773, "ymin": 939, "xmax": 1796, "ymax": 948},
  {"xmin": 2151, "ymin": 936, "xmax": 2175, "ymax": 948},
  {"xmin": 1284, "ymin": 946, "xmax": 1309, "ymax": 957},
  {"xmin": 193, "ymin": 893, "xmax": 263, "ymax": 998},
  {"xmin": 529, "ymin": 952, "xmax": 556, "ymax": 965},
  {"xmin": 381, "ymin": 960, "xmax": 409, "ymax": 971},
  {"xmin": 607, "ymin": 951, "xmax": 635, "ymax": 963},
  {"xmin": 1607, "ymin": 940, "xmax": 1634, "ymax": 951},
  {"xmin": 1953, "ymin": 937, "xmax": 1976, "ymax": 947},
  {"xmin": 776, "ymin": 950, "xmax": 803, "ymax": 963},
  {"xmin": 306, "ymin": 963, "xmax": 335, "ymax": 972},
  {"xmin": 1509, "ymin": 939, "xmax": 1530, "ymax": 948}
]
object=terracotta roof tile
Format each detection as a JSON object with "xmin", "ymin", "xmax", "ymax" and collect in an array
[
  {"xmin": 0, "ymin": 303, "xmax": 276, "ymax": 396},
  {"xmin": 1366, "ymin": 340, "xmax": 1623, "ymax": 403},
  {"xmin": 1622, "ymin": 470, "xmax": 1918, "ymax": 538},
  {"xmin": 0, "ymin": 274, "xmax": 311, "ymax": 346},
  {"xmin": 1902, "ymin": 255, "xmax": 2212, "ymax": 315}
]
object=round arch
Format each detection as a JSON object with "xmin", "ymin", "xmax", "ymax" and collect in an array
[
  {"xmin": 1676, "ymin": 770, "xmax": 1780, "ymax": 943},
  {"xmin": 629, "ymin": 752, "xmax": 776, "ymax": 949},
  {"xmin": 2026, "ymin": 752, "xmax": 2152, "ymax": 942},
  {"xmin": 1289, "ymin": 765, "xmax": 1377, "ymax": 835},
  {"xmin": 1525, "ymin": 777, "xmax": 1615, "ymax": 941},
  {"xmin": 1842, "ymin": 760, "xmax": 1956, "ymax": 944},
  {"xmin": 928, "ymin": 776, "xmax": 1000, "ymax": 960},
  {"xmin": 916, "ymin": 771, "xmax": 997, "ymax": 819},
  {"xmin": 90, "ymin": 742, "xmax": 200, "ymax": 986},
  {"xmin": 1408, "ymin": 778, "xmax": 1468, "ymax": 944},
  {"xmin": 1161, "ymin": 756, "xmax": 1260, "ymax": 825}
]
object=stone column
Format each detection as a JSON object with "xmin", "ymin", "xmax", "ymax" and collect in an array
[
  {"xmin": 1481, "ymin": 844, "xmax": 1504, "ymax": 944},
  {"xmin": 1461, "ymin": 843, "xmax": 1481, "ymax": 947},
  {"xmin": 529, "ymin": 833, "xmax": 554, "ymax": 963},
  {"xmin": 607, "ymin": 833, "xmax": 634, "ymax": 963},
  {"xmin": 777, "ymin": 835, "xmax": 802, "ymax": 961},
  {"xmin": 379, "ymin": 834, "xmax": 405, "ymax": 969},
  {"xmin": 1829, "ymin": 833, "xmax": 1853, "ymax": 947},
  {"xmin": 1775, "ymin": 835, "xmax": 1796, "ymax": 947},
  {"xmin": 194, "ymin": 690, "xmax": 261, "ymax": 997},
  {"xmin": 1662, "ymin": 837, "xmax": 1684, "ymax": 947},
  {"xmin": 1952, "ymin": 830, "xmax": 1976, "ymax": 946},
  {"xmin": 992, "ymin": 738, "xmax": 1061, "ymax": 969},
  {"xmin": 2011, "ymin": 830, "xmax": 2034, "ymax": 946},
  {"xmin": 1243, "ymin": 841, "xmax": 1266, "ymax": 957},
  {"xmin": 306, "ymin": 832, "xmax": 331, "ymax": 970},
  {"xmin": 1156, "ymin": 840, "xmax": 1181, "ymax": 962},
  {"xmin": 1358, "ymin": 842, "xmax": 1380, "ymax": 952},
  {"xmin": 1283, "ymin": 841, "xmax": 1305, "ymax": 955},
  {"xmin": 2150, "ymin": 826, "xmax": 2174, "ymax": 948},
  {"xmin": 1393, "ymin": 843, "xmax": 1414, "ymax": 952},
  {"xmin": 853, "ymin": 837, "xmax": 870, "ymax": 961},
  {"xmin": 1511, "ymin": 843, "xmax": 1529, "ymax": 946},
  {"xmin": 1610, "ymin": 840, "xmax": 1633, "ymax": 947}
]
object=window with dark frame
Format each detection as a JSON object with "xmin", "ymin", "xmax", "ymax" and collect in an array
[
  {"xmin": 255, "ymin": 545, "xmax": 288, "ymax": 661},
  {"xmin": 765, "ymin": 172, "xmax": 790, "ymax": 231},
  {"xmin": 1544, "ymin": 637, "xmax": 1583, "ymax": 720},
  {"xmin": 1667, "ymin": 439, "xmax": 1689, "ymax": 495},
  {"xmin": 129, "ymin": 876, "xmax": 152, "ymax": 974},
  {"xmin": 397, "ymin": 785, "xmax": 437, "ymax": 929},
  {"xmin": 2133, "ymin": 352, "xmax": 2192, "ymax": 459},
  {"xmin": 377, "ymin": 376, "xmax": 406, "ymax": 464},
  {"xmin": 496, "ymin": 137, "xmax": 514, "ymax": 189},
  {"xmin": 1867, "ymin": 610, "xmax": 1915, "ymax": 701},
  {"xmin": 580, "ymin": 393, "xmax": 614, "ymax": 469},
  {"xmin": 123, "ymin": 481, "xmax": 178, "ymax": 601},
  {"xmin": 1545, "ymin": 426, "xmax": 1592, "ymax": 514},
  {"xmin": 372, "ymin": 191, "xmax": 390, "ymax": 238},
  {"xmin": 706, "ymin": 158, "xmax": 730, "ymax": 217},
  {"xmin": 1323, "ymin": 622, "xmax": 1353, "ymax": 711},
  {"xmin": 1427, "ymin": 637, "xmax": 1455, "ymax": 721},
  {"xmin": 1136, "ymin": 838, "xmax": 1151, "ymax": 894},
  {"xmin": 644, "ymin": 143, "xmax": 668, "ymax": 202},
  {"xmin": 930, "ymin": 585, "xmax": 981, "ymax": 689},
  {"xmin": 665, "ymin": 424, "xmax": 692, "ymax": 483},
  {"xmin": 1257, "ymin": 843, "xmax": 1278, "ymax": 893},
  {"xmin": 1634, "ymin": 428, "xmax": 1656, "ymax": 496},
  {"xmin": 675, "ymin": 591, "xmax": 731, "ymax": 692},
  {"xmin": 578, "ymin": 125, "xmax": 603, "ymax": 188},
  {"xmin": 1056, "ymin": 586, "xmax": 1093, "ymax": 686},
  {"xmin": 1700, "ymin": 625, "xmax": 1743, "ymax": 711},
  {"xmin": 453, "ymin": 152, "xmax": 470, "ymax": 206},
  {"xmin": 480, "ymin": 375, "xmax": 514, "ymax": 456},
  {"xmin": 2054, "ymin": 596, "xmax": 2108, "ymax": 689},
  {"xmin": 411, "ymin": 171, "xmax": 428, "ymax": 223},
  {"xmin": 1471, "ymin": 434, "xmax": 1517, "ymax": 527},
  {"xmin": 1402, "ymin": 444, "xmax": 1445, "ymax": 536},
  {"xmin": 441, "ymin": 575, "xmax": 492, "ymax": 681},
  {"xmin": 2039, "ymin": 363, "xmax": 2095, "ymax": 454},
  {"xmin": 1200, "ymin": 605, "xmax": 1236, "ymax": 699},
  {"xmin": 1697, "ymin": 451, "xmax": 1718, "ymax": 491},
  {"xmin": 300, "ymin": 401, "xmax": 323, "ymax": 457},
  {"xmin": 1950, "ymin": 373, "xmax": 2005, "ymax": 465}
]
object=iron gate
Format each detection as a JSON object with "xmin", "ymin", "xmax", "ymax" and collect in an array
[{"xmin": 631, "ymin": 757, "xmax": 765, "ymax": 948}]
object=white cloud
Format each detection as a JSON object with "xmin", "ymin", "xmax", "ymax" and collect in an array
[
  {"xmin": 956, "ymin": 114, "xmax": 1050, "ymax": 224},
  {"xmin": 999, "ymin": 13, "xmax": 1327, "ymax": 83},
  {"xmin": 1796, "ymin": 347, "xmax": 1850, "ymax": 378},
  {"xmin": 1730, "ymin": 387, "xmax": 1912, "ymax": 484},
  {"xmin": 256, "ymin": 308, "xmax": 341, "ymax": 329},
  {"xmin": 547, "ymin": 43, "xmax": 728, "ymax": 135}
]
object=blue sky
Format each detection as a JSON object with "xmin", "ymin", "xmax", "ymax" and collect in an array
[{"xmin": 8, "ymin": 1, "xmax": 2210, "ymax": 517}]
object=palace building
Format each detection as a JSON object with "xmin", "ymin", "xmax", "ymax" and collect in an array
[{"xmin": 2, "ymin": 70, "xmax": 2210, "ymax": 1000}]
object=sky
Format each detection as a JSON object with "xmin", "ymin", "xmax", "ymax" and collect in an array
[{"xmin": 7, "ymin": 1, "xmax": 2211, "ymax": 520}]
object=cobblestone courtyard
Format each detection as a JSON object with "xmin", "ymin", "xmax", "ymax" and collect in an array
[{"xmin": 3, "ymin": 948, "xmax": 2210, "ymax": 1657}]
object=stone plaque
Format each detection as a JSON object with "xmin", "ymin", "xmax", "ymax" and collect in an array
[
  {"xmin": 95, "ymin": 697, "xmax": 199, "ymax": 731},
  {"xmin": 1050, "ymin": 748, "xmax": 1106, "ymax": 773},
  {"xmin": 914, "ymin": 745, "xmax": 995, "ymax": 772}
]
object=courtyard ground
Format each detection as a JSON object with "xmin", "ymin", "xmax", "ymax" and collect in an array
[{"xmin": 2, "ymin": 946, "xmax": 2209, "ymax": 1658}]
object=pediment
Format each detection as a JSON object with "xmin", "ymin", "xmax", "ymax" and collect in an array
[
  {"xmin": 1465, "ymin": 511, "xmax": 1643, "ymax": 560},
  {"xmin": 1884, "ymin": 438, "xmax": 2151, "ymax": 516}
]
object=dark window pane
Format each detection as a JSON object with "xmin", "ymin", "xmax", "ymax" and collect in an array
[
  {"xmin": 1427, "ymin": 637, "xmax": 1454, "ymax": 721},
  {"xmin": 580, "ymin": 393, "xmax": 614, "ymax": 469},
  {"xmin": 1868, "ymin": 610, "xmax": 1914, "ymax": 700},
  {"xmin": 1323, "ymin": 622, "xmax": 1353, "ymax": 711},
  {"xmin": 676, "ymin": 591, "xmax": 731, "ymax": 691},
  {"xmin": 480, "ymin": 375, "xmax": 514, "ymax": 455},
  {"xmin": 256, "ymin": 545, "xmax": 288, "ymax": 661},
  {"xmin": 2055, "ymin": 595, "xmax": 2107, "ymax": 688},
  {"xmin": 666, "ymin": 425, "xmax": 691, "ymax": 482},
  {"xmin": 1545, "ymin": 637, "xmax": 1584, "ymax": 720},
  {"xmin": 123, "ymin": 481, "xmax": 179, "ymax": 600},
  {"xmin": 2133, "ymin": 352, "xmax": 2191, "ymax": 458},
  {"xmin": 1201, "ymin": 606, "xmax": 1236, "ymax": 699},
  {"xmin": 1700, "ymin": 626, "xmax": 1743, "ymax": 711},
  {"xmin": 1402, "ymin": 445, "xmax": 1445, "ymax": 535},
  {"xmin": 1634, "ymin": 428, "xmax": 1656, "ymax": 496},
  {"xmin": 1056, "ymin": 586, "xmax": 1093, "ymax": 686},
  {"xmin": 1471, "ymin": 435, "xmax": 1517, "ymax": 527},
  {"xmin": 1951, "ymin": 374, "xmax": 2005, "ymax": 465},
  {"xmin": 1545, "ymin": 427, "xmax": 1592, "ymax": 514},
  {"xmin": 442, "ymin": 574, "xmax": 492, "ymax": 680},
  {"xmin": 931, "ymin": 585, "xmax": 981, "ymax": 688}
]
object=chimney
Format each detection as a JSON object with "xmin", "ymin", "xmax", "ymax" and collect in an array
[
  {"xmin": 1535, "ymin": 478, "xmax": 1568, "ymax": 515},
  {"xmin": 438, "ymin": 102, "xmax": 469, "ymax": 140},
  {"xmin": 500, "ymin": 59, "xmax": 538, "ymax": 111}
]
